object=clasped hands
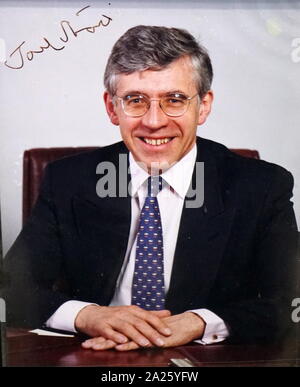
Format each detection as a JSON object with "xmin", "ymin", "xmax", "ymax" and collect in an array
[{"xmin": 75, "ymin": 305, "xmax": 205, "ymax": 351}]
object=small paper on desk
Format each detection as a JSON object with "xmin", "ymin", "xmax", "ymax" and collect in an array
[{"xmin": 30, "ymin": 328, "xmax": 74, "ymax": 337}]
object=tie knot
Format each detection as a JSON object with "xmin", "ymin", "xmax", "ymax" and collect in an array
[{"xmin": 147, "ymin": 176, "xmax": 162, "ymax": 197}]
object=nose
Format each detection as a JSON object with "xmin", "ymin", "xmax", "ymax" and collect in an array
[{"xmin": 141, "ymin": 100, "xmax": 169, "ymax": 129}]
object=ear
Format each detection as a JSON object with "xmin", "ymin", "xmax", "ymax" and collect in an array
[
  {"xmin": 197, "ymin": 90, "xmax": 214, "ymax": 126},
  {"xmin": 104, "ymin": 91, "xmax": 120, "ymax": 126}
]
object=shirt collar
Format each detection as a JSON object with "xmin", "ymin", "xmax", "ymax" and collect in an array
[{"xmin": 129, "ymin": 143, "xmax": 197, "ymax": 199}]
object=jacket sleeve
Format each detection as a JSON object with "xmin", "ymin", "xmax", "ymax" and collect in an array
[
  {"xmin": 212, "ymin": 166, "xmax": 299, "ymax": 343},
  {"xmin": 3, "ymin": 164, "xmax": 72, "ymax": 328}
]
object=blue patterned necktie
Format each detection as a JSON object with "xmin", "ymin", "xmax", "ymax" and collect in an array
[{"xmin": 131, "ymin": 176, "xmax": 165, "ymax": 310}]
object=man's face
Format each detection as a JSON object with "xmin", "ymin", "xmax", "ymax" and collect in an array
[{"xmin": 104, "ymin": 56, "xmax": 213, "ymax": 172}]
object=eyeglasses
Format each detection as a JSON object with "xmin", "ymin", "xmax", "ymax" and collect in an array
[{"xmin": 114, "ymin": 93, "xmax": 199, "ymax": 117}]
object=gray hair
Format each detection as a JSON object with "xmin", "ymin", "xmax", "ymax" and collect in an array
[{"xmin": 104, "ymin": 25, "xmax": 213, "ymax": 98}]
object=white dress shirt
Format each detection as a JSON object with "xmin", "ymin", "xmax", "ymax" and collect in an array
[{"xmin": 46, "ymin": 144, "xmax": 229, "ymax": 344}]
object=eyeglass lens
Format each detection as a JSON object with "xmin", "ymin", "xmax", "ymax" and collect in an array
[{"xmin": 123, "ymin": 95, "xmax": 189, "ymax": 117}]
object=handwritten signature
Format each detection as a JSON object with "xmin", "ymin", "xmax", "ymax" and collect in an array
[{"xmin": 4, "ymin": 5, "xmax": 112, "ymax": 70}]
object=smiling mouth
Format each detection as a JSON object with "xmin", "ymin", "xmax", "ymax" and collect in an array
[{"xmin": 141, "ymin": 137, "xmax": 173, "ymax": 146}]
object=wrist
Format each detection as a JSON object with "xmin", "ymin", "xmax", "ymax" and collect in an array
[
  {"xmin": 185, "ymin": 312, "xmax": 206, "ymax": 340},
  {"xmin": 74, "ymin": 304, "xmax": 100, "ymax": 332}
]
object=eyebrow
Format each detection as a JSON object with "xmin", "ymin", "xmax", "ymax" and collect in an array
[{"xmin": 120, "ymin": 90, "xmax": 188, "ymax": 98}]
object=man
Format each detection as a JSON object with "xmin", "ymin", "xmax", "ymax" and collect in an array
[{"xmin": 3, "ymin": 25, "xmax": 298, "ymax": 352}]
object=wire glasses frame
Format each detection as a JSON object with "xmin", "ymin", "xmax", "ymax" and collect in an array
[{"xmin": 114, "ymin": 93, "xmax": 199, "ymax": 117}]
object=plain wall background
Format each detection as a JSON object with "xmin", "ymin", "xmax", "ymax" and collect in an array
[{"xmin": 0, "ymin": 0, "xmax": 299, "ymax": 254}]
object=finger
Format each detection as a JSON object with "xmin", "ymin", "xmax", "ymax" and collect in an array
[
  {"xmin": 141, "ymin": 312, "xmax": 172, "ymax": 336},
  {"xmin": 115, "ymin": 341, "xmax": 140, "ymax": 351},
  {"xmin": 114, "ymin": 316, "xmax": 169, "ymax": 347},
  {"xmin": 111, "ymin": 319, "xmax": 155, "ymax": 347},
  {"xmin": 99, "ymin": 325, "xmax": 129, "ymax": 344},
  {"xmin": 87, "ymin": 314, "xmax": 151, "ymax": 347},
  {"xmin": 91, "ymin": 339, "xmax": 116, "ymax": 350},
  {"xmin": 82, "ymin": 337, "xmax": 116, "ymax": 351},
  {"xmin": 127, "ymin": 306, "xmax": 172, "ymax": 337},
  {"xmin": 82, "ymin": 336, "xmax": 109, "ymax": 348}
]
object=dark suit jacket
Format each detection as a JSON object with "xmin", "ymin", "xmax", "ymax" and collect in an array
[{"xmin": 3, "ymin": 137, "xmax": 299, "ymax": 343}]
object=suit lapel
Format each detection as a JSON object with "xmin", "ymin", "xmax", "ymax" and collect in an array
[
  {"xmin": 72, "ymin": 144, "xmax": 132, "ymax": 304},
  {"xmin": 166, "ymin": 138, "xmax": 236, "ymax": 313}
]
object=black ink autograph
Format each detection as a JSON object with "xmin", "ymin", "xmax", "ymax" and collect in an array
[{"xmin": 4, "ymin": 5, "xmax": 112, "ymax": 70}]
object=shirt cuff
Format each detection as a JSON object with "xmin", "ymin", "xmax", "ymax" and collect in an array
[
  {"xmin": 45, "ymin": 300, "xmax": 97, "ymax": 333},
  {"xmin": 188, "ymin": 308, "xmax": 229, "ymax": 345}
]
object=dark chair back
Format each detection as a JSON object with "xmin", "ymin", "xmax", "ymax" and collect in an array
[{"xmin": 23, "ymin": 147, "xmax": 260, "ymax": 224}]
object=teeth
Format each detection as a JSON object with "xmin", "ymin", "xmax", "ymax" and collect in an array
[{"xmin": 144, "ymin": 138, "xmax": 171, "ymax": 146}]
